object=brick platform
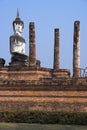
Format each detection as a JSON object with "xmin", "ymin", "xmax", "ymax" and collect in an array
[{"xmin": 0, "ymin": 66, "xmax": 87, "ymax": 112}]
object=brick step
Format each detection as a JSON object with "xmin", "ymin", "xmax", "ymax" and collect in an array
[{"xmin": 0, "ymin": 91, "xmax": 87, "ymax": 97}]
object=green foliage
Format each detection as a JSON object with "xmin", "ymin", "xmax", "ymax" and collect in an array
[{"xmin": 0, "ymin": 110, "xmax": 87, "ymax": 125}]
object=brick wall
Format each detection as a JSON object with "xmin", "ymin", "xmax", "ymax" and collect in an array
[
  {"xmin": 0, "ymin": 88, "xmax": 87, "ymax": 112},
  {"xmin": 0, "ymin": 67, "xmax": 87, "ymax": 112}
]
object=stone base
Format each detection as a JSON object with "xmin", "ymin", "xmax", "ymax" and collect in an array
[
  {"xmin": 11, "ymin": 52, "xmax": 29, "ymax": 62},
  {"xmin": 9, "ymin": 61, "xmax": 29, "ymax": 68},
  {"xmin": 1, "ymin": 63, "xmax": 87, "ymax": 112}
]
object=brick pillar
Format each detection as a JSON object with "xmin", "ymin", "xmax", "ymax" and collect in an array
[
  {"xmin": 53, "ymin": 28, "xmax": 60, "ymax": 70},
  {"xmin": 29, "ymin": 22, "xmax": 36, "ymax": 67},
  {"xmin": 73, "ymin": 21, "xmax": 80, "ymax": 77}
]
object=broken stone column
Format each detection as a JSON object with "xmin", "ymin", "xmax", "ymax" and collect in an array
[
  {"xmin": 29, "ymin": 22, "xmax": 36, "ymax": 67},
  {"xmin": 73, "ymin": 21, "xmax": 80, "ymax": 77},
  {"xmin": 0, "ymin": 58, "xmax": 5, "ymax": 68},
  {"xmin": 53, "ymin": 28, "xmax": 60, "ymax": 70}
]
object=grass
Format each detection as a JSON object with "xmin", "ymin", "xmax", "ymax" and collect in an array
[{"xmin": 0, "ymin": 123, "xmax": 87, "ymax": 130}]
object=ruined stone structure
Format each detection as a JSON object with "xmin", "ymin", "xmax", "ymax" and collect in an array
[{"xmin": 0, "ymin": 11, "xmax": 87, "ymax": 112}]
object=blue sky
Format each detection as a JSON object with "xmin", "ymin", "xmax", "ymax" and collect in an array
[{"xmin": 0, "ymin": 0, "xmax": 87, "ymax": 75}]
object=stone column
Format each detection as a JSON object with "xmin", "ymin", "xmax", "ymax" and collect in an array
[
  {"xmin": 73, "ymin": 21, "xmax": 80, "ymax": 77},
  {"xmin": 53, "ymin": 28, "xmax": 60, "ymax": 70},
  {"xmin": 29, "ymin": 22, "xmax": 36, "ymax": 67}
]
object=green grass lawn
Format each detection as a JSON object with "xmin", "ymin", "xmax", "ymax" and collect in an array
[{"xmin": 0, "ymin": 123, "xmax": 87, "ymax": 130}]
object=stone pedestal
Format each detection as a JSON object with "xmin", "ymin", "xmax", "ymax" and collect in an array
[{"xmin": 9, "ymin": 53, "xmax": 29, "ymax": 69}]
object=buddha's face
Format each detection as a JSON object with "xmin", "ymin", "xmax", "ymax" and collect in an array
[{"xmin": 14, "ymin": 23, "xmax": 23, "ymax": 35}]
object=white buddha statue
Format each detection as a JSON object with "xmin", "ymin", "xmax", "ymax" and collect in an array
[{"xmin": 10, "ymin": 9, "xmax": 28, "ymax": 62}]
